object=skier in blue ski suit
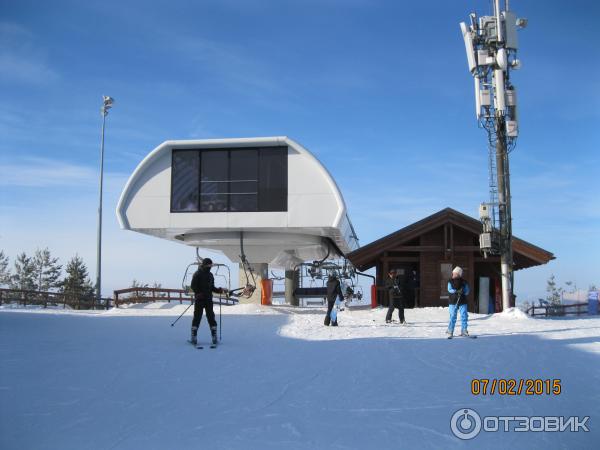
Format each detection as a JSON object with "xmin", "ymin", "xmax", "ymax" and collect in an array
[{"xmin": 447, "ymin": 266, "xmax": 471, "ymax": 337}]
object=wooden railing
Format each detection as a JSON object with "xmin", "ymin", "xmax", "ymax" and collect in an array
[
  {"xmin": 112, "ymin": 287, "xmax": 238, "ymax": 307},
  {"xmin": 0, "ymin": 288, "xmax": 111, "ymax": 310},
  {"xmin": 113, "ymin": 287, "xmax": 193, "ymax": 307},
  {"xmin": 526, "ymin": 301, "xmax": 589, "ymax": 317},
  {"xmin": 0, "ymin": 287, "xmax": 245, "ymax": 310}
]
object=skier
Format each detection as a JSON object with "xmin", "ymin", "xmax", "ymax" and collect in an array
[
  {"xmin": 385, "ymin": 269, "xmax": 407, "ymax": 324},
  {"xmin": 324, "ymin": 273, "xmax": 344, "ymax": 326},
  {"xmin": 446, "ymin": 266, "xmax": 471, "ymax": 337},
  {"xmin": 190, "ymin": 258, "xmax": 228, "ymax": 346}
]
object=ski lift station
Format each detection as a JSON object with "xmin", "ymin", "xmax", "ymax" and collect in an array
[{"xmin": 116, "ymin": 137, "xmax": 360, "ymax": 302}]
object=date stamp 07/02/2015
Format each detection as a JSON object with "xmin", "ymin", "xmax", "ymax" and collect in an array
[{"xmin": 471, "ymin": 378, "xmax": 562, "ymax": 396}]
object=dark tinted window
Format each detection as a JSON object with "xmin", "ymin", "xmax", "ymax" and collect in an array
[
  {"xmin": 200, "ymin": 150, "xmax": 228, "ymax": 212},
  {"xmin": 259, "ymin": 147, "xmax": 287, "ymax": 211},
  {"xmin": 230, "ymin": 149, "xmax": 258, "ymax": 211},
  {"xmin": 171, "ymin": 151, "xmax": 199, "ymax": 212},
  {"xmin": 171, "ymin": 146, "xmax": 287, "ymax": 213}
]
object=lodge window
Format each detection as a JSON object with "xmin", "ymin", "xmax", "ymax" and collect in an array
[
  {"xmin": 440, "ymin": 263, "xmax": 452, "ymax": 300},
  {"xmin": 171, "ymin": 146, "xmax": 287, "ymax": 213}
]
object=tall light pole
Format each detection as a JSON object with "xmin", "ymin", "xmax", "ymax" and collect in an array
[
  {"xmin": 460, "ymin": 1, "xmax": 527, "ymax": 311},
  {"xmin": 96, "ymin": 95, "xmax": 114, "ymax": 308}
]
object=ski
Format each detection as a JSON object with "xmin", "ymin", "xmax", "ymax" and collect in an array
[
  {"xmin": 461, "ymin": 335, "xmax": 477, "ymax": 339},
  {"xmin": 188, "ymin": 339, "xmax": 204, "ymax": 349},
  {"xmin": 189, "ymin": 340, "xmax": 218, "ymax": 348}
]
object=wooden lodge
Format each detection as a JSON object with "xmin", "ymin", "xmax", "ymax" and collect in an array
[{"xmin": 347, "ymin": 208, "xmax": 555, "ymax": 313}]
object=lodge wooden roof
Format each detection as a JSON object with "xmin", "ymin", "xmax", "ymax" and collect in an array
[{"xmin": 347, "ymin": 207, "xmax": 555, "ymax": 271}]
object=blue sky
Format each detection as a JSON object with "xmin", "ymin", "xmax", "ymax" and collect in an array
[{"xmin": 0, "ymin": 0, "xmax": 598, "ymax": 300}]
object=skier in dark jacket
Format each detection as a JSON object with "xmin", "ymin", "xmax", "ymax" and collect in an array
[
  {"xmin": 190, "ymin": 258, "xmax": 228, "ymax": 345},
  {"xmin": 385, "ymin": 269, "xmax": 407, "ymax": 324},
  {"xmin": 324, "ymin": 273, "xmax": 344, "ymax": 326},
  {"xmin": 446, "ymin": 266, "xmax": 471, "ymax": 337}
]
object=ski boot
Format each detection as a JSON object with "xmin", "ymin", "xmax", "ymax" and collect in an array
[
  {"xmin": 446, "ymin": 329, "xmax": 453, "ymax": 338},
  {"xmin": 460, "ymin": 329, "xmax": 469, "ymax": 337},
  {"xmin": 211, "ymin": 326, "xmax": 218, "ymax": 346},
  {"xmin": 190, "ymin": 326, "xmax": 198, "ymax": 345},
  {"xmin": 324, "ymin": 316, "xmax": 331, "ymax": 326},
  {"xmin": 331, "ymin": 320, "xmax": 338, "ymax": 327}
]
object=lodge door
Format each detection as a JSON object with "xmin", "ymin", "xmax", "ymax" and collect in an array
[{"xmin": 388, "ymin": 263, "xmax": 419, "ymax": 308}]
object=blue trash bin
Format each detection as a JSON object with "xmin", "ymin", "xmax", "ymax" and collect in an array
[{"xmin": 588, "ymin": 291, "xmax": 599, "ymax": 315}]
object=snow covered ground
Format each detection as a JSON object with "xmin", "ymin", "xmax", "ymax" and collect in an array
[{"xmin": 1, "ymin": 303, "xmax": 598, "ymax": 449}]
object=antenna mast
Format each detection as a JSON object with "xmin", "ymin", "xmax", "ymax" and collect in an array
[{"xmin": 459, "ymin": 0, "xmax": 527, "ymax": 311}]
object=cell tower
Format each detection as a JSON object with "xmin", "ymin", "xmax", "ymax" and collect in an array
[{"xmin": 459, "ymin": 1, "xmax": 527, "ymax": 310}]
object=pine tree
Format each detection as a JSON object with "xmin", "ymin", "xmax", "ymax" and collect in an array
[
  {"xmin": 546, "ymin": 274, "xmax": 563, "ymax": 305},
  {"xmin": 11, "ymin": 252, "xmax": 36, "ymax": 291},
  {"xmin": 62, "ymin": 255, "xmax": 94, "ymax": 305},
  {"xmin": 0, "ymin": 250, "xmax": 10, "ymax": 287},
  {"xmin": 33, "ymin": 248, "xmax": 62, "ymax": 292}
]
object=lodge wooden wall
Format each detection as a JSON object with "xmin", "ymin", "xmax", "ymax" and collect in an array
[
  {"xmin": 419, "ymin": 224, "xmax": 476, "ymax": 310},
  {"xmin": 375, "ymin": 224, "xmax": 479, "ymax": 311},
  {"xmin": 349, "ymin": 208, "xmax": 553, "ymax": 314}
]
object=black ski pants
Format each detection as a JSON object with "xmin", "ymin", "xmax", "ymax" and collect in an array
[
  {"xmin": 386, "ymin": 297, "xmax": 405, "ymax": 322},
  {"xmin": 324, "ymin": 300, "xmax": 336, "ymax": 325},
  {"xmin": 192, "ymin": 296, "xmax": 217, "ymax": 330}
]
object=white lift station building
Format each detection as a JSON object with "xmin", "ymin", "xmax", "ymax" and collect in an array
[{"xmin": 116, "ymin": 136, "xmax": 359, "ymax": 301}]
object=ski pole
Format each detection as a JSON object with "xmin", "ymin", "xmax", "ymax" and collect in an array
[
  {"xmin": 219, "ymin": 293, "xmax": 223, "ymax": 341},
  {"xmin": 170, "ymin": 300, "xmax": 193, "ymax": 327}
]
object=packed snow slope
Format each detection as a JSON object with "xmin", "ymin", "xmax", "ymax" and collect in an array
[{"xmin": 1, "ymin": 303, "xmax": 599, "ymax": 450}]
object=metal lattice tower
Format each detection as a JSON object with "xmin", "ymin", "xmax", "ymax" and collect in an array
[{"xmin": 460, "ymin": 0, "xmax": 527, "ymax": 310}]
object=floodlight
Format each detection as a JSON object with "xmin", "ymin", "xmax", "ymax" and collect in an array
[{"xmin": 101, "ymin": 96, "xmax": 114, "ymax": 116}]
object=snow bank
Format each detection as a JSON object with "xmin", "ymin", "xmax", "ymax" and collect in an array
[
  {"xmin": 1, "ymin": 304, "xmax": 599, "ymax": 449},
  {"xmin": 497, "ymin": 307, "xmax": 531, "ymax": 320}
]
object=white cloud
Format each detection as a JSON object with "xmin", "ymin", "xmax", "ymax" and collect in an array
[
  {"xmin": 0, "ymin": 157, "xmax": 130, "ymax": 192},
  {"xmin": 0, "ymin": 22, "xmax": 59, "ymax": 84},
  {"xmin": 0, "ymin": 157, "xmax": 97, "ymax": 187}
]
